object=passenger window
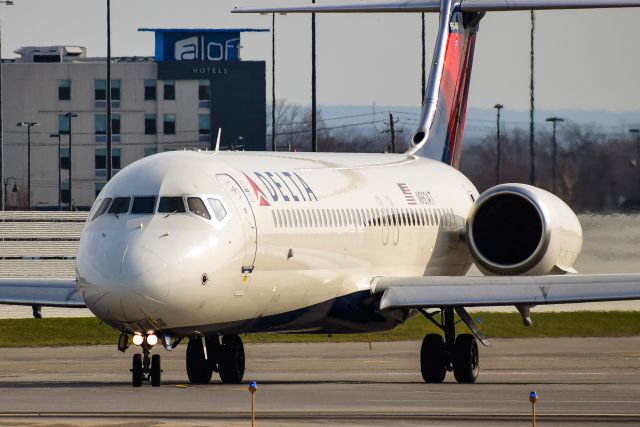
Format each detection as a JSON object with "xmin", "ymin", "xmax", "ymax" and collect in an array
[
  {"xmin": 188, "ymin": 197, "xmax": 211, "ymax": 220},
  {"xmin": 158, "ymin": 197, "xmax": 186, "ymax": 214},
  {"xmin": 109, "ymin": 197, "xmax": 130, "ymax": 214},
  {"xmin": 131, "ymin": 196, "xmax": 156, "ymax": 214},
  {"xmin": 207, "ymin": 198, "xmax": 227, "ymax": 221},
  {"xmin": 92, "ymin": 198, "xmax": 112, "ymax": 220}
]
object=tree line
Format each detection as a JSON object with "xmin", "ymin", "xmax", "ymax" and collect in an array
[{"xmin": 269, "ymin": 102, "xmax": 640, "ymax": 212}]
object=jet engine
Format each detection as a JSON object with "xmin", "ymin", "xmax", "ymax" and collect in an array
[{"xmin": 466, "ymin": 184, "xmax": 582, "ymax": 276}]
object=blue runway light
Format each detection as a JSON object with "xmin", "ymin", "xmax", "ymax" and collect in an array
[
  {"xmin": 529, "ymin": 391, "xmax": 538, "ymax": 402},
  {"xmin": 249, "ymin": 380, "xmax": 257, "ymax": 391}
]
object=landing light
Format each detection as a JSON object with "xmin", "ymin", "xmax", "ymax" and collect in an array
[
  {"xmin": 146, "ymin": 333, "xmax": 159, "ymax": 346},
  {"xmin": 132, "ymin": 334, "xmax": 144, "ymax": 346}
]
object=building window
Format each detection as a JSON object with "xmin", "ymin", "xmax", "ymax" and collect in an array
[
  {"xmin": 61, "ymin": 181, "xmax": 70, "ymax": 204},
  {"xmin": 163, "ymin": 114, "xmax": 176, "ymax": 135},
  {"xmin": 163, "ymin": 80, "xmax": 175, "ymax": 100},
  {"xmin": 144, "ymin": 148, "xmax": 157, "ymax": 157},
  {"xmin": 144, "ymin": 114, "xmax": 156, "ymax": 135},
  {"xmin": 111, "ymin": 80, "xmax": 121, "ymax": 101},
  {"xmin": 95, "ymin": 182, "xmax": 105, "ymax": 198},
  {"xmin": 199, "ymin": 114, "xmax": 210, "ymax": 142},
  {"xmin": 95, "ymin": 80, "xmax": 121, "ymax": 107},
  {"xmin": 60, "ymin": 148, "xmax": 70, "ymax": 170},
  {"xmin": 95, "ymin": 114, "xmax": 121, "ymax": 142},
  {"xmin": 198, "ymin": 80, "xmax": 210, "ymax": 108},
  {"xmin": 95, "ymin": 80, "xmax": 106, "ymax": 101},
  {"xmin": 58, "ymin": 114, "xmax": 70, "ymax": 134},
  {"xmin": 95, "ymin": 148, "xmax": 122, "ymax": 177},
  {"xmin": 58, "ymin": 80, "xmax": 71, "ymax": 100},
  {"xmin": 144, "ymin": 80, "xmax": 156, "ymax": 100}
]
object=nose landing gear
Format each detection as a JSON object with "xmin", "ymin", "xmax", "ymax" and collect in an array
[
  {"xmin": 131, "ymin": 348, "xmax": 161, "ymax": 387},
  {"xmin": 128, "ymin": 333, "xmax": 162, "ymax": 387}
]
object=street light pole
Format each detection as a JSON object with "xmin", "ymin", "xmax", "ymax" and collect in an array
[
  {"xmin": 49, "ymin": 133, "xmax": 61, "ymax": 210},
  {"xmin": 546, "ymin": 116, "xmax": 564, "ymax": 194},
  {"xmin": 0, "ymin": 1, "xmax": 14, "ymax": 211},
  {"xmin": 494, "ymin": 104, "xmax": 504, "ymax": 185},
  {"xmin": 65, "ymin": 112, "xmax": 78, "ymax": 210},
  {"xmin": 311, "ymin": 0, "xmax": 317, "ymax": 152},
  {"xmin": 17, "ymin": 121, "xmax": 39, "ymax": 210},
  {"xmin": 630, "ymin": 128, "xmax": 640, "ymax": 201},
  {"xmin": 106, "ymin": 0, "xmax": 113, "ymax": 181},
  {"xmin": 3, "ymin": 176, "xmax": 15, "ymax": 209}
]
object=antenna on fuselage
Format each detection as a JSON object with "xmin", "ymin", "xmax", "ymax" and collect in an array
[{"xmin": 214, "ymin": 128, "xmax": 222, "ymax": 154}]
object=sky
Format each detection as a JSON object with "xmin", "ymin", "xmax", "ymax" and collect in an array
[{"xmin": 2, "ymin": 0, "xmax": 640, "ymax": 114}]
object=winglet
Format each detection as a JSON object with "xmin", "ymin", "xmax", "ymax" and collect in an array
[{"xmin": 215, "ymin": 128, "xmax": 222, "ymax": 154}]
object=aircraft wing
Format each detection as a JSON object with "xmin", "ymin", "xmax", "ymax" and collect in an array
[
  {"xmin": 0, "ymin": 278, "xmax": 84, "ymax": 308},
  {"xmin": 233, "ymin": 0, "xmax": 640, "ymax": 14},
  {"xmin": 371, "ymin": 274, "xmax": 640, "ymax": 310}
]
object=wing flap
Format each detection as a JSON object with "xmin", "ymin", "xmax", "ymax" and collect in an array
[
  {"xmin": 373, "ymin": 274, "xmax": 640, "ymax": 310},
  {"xmin": 0, "ymin": 278, "xmax": 85, "ymax": 308},
  {"xmin": 233, "ymin": 0, "xmax": 640, "ymax": 14}
]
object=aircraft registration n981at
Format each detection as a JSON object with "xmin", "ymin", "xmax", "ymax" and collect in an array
[{"xmin": 3, "ymin": 0, "xmax": 640, "ymax": 387}]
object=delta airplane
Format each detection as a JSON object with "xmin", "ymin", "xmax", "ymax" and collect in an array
[{"xmin": 3, "ymin": 0, "xmax": 640, "ymax": 388}]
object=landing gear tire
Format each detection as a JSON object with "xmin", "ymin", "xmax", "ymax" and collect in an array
[
  {"xmin": 151, "ymin": 354, "xmax": 161, "ymax": 387},
  {"xmin": 219, "ymin": 335, "xmax": 245, "ymax": 384},
  {"xmin": 453, "ymin": 334, "xmax": 479, "ymax": 384},
  {"xmin": 420, "ymin": 334, "xmax": 447, "ymax": 383},
  {"xmin": 186, "ymin": 338, "xmax": 213, "ymax": 384},
  {"xmin": 132, "ymin": 353, "xmax": 143, "ymax": 387}
]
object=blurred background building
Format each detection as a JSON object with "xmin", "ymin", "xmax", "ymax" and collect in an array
[{"xmin": 2, "ymin": 28, "xmax": 267, "ymax": 210}]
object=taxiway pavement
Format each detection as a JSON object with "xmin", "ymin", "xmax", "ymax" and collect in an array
[{"xmin": 0, "ymin": 337, "xmax": 639, "ymax": 426}]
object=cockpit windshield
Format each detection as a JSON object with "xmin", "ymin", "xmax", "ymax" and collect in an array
[
  {"xmin": 187, "ymin": 197, "xmax": 211, "ymax": 220},
  {"xmin": 131, "ymin": 196, "xmax": 156, "ymax": 214},
  {"xmin": 92, "ymin": 194, "xmax": 228, "ymax": 224},
  {"xmin": 109, "ymin": 197, "xmax": 131, "ymax": 214},
  {"xmin": 158, "ymin": 197, "xmax": 186, "ymax": 214}
]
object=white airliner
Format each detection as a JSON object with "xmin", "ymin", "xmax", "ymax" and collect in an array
[{"xmin": 3, "ymin": 0, "xmax": 640, "ymax": 388}]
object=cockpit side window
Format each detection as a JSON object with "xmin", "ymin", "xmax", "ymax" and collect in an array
[
  {"xmin": 207, "ymin": 198, "xmax": 227, "ymax": 221},
  {"xmin": 108, "ymin": 197, "xmax": 131, "ymax": 214},
  {"xmin": 92, "ymin": 198, "xmax": 112, "ymax": 221},
  {"xmin": 158, "ymin": 197, "xmax": 186, "ymax": 214},
  {"xmin": 187, "ymin": 197, "xmax": 211, "ymax": 220},
  {"xmin": 131, "ymin": 196, "xmax": 157, "ymax": 214}
]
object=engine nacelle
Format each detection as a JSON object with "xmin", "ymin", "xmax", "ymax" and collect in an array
[{"xmin": 466, "ymin": 184, "xmax": 582, "ymax": 276}]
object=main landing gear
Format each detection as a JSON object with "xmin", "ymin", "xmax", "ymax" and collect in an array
[
  {"xmin": 186, "ymin": 334, "xmax": 245, "ymax": 384},
  {"xmin": 419, "ymin": 307, "xmax": 481, "ymax": 384}
]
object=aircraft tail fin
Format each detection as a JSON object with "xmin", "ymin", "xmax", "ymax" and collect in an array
[{"xmin": 406, "ymin": 5, "xmax": 481, "ymax": 167}]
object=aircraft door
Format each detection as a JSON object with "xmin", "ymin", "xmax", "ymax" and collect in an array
[
  {"xmin": 375, "ymin": 196, "xmax": 389, "ymax": 246},
  {"xmin": 216, "ymin": 174, "xmax": 257, "ymax": 273},
  {"xmin": 386, "ymin": 196, "xmax": 400, "ymax": 246}
]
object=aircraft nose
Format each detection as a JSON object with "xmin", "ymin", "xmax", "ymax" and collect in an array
[{"xmin": 79, "ymin": 230, "xmax": 170, "ymax": 323}]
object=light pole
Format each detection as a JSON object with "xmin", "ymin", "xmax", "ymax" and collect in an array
[
  {"xmin": 494, "ymin": 104, "xmax": 504, "ymax": 185},
  {"xmin": 311, "ymin": 0, "xmax": 317, "ymax": 152},
  {"xmin": 17, "ymin": 121, "xmax": 39, "ymax": 210},
  {"xmin": 546, "ymin": 116, "xmax": 564, "ymax": 194},
  {"xmin": 3, "ymin": 175, "xmax": 15, "ymax": 209},
  {"xmin": 65, "ymin": 112, "xmax": 78, "ymax": 210},
  {"xmin": 106, "ymin": 0, "xmax": 113, "ymax": 181},
  {"xmin": 630, "ymin": 128, "xmax": 640, "ymax": 201},
  {"xmin": 0, "ymin": 1, "xmax": 14, "ymax": 211},
  {"xmin": 49, "ymin": 133, "xmax": 62, "ymax": 210}
]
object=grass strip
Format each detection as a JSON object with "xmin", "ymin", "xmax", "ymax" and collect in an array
[{"xmin": 0, "ymin": 311, "xmax": 639, "ymax": 347}]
